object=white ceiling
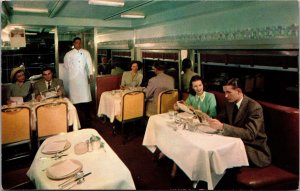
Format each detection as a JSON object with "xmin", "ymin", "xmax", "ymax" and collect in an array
[
  {"xmin": 2, "ymin": 0, "xmax": 251, "ymax": 34},
  {"xmin": 2, "ymin": 0, "xmax": 195, "ymax": 33}
]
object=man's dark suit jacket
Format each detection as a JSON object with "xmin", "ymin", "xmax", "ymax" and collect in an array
[
  {"xmin": 33, "ymin": 78, "xmax": 65, "ymax": 97},
  {"xmin": 218, "ymin": 95, "xmax": 272, "ymax": 167}
]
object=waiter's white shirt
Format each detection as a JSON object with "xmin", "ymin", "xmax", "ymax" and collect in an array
[{"xmin": 64, "ymin": 48, "xmax": 93, "ymax": 104}]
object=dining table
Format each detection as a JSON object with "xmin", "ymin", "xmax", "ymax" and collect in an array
[
  {"xmin": 97, "ymin": 88, "xmax": 143, "ymax": 123},
  {"xmin": 2, "ymin": 97, "xmax": 81, "ymax": 131},
  {"xmin": 26, "ymin": 128, "xmax": 136, "ymax": 190},
  {"xmin": 142, "ymin": 113, "xmax": 249, "ymax": 190}
]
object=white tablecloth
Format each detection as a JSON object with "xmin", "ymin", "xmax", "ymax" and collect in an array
[
  {"xmin": 2, "ymin": 97, "xmax": 81, "ymax": 131},
  {"xmin": 26, "ymin": 128, "xmax": 136, "ymax": 190},
  {"xmin": 142, "ymin": 113, "xmax": 249, "ymax": 190},
  {"xmin": 97, "ymin": 91, "xmax": 122, "ymax": 123}
]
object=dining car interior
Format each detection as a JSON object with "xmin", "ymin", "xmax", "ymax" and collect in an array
[{"xmin": 1, "ymin": 0, "xmax": 299, "ymax": 190}]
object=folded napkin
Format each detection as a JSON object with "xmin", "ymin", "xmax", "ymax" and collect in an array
[
  {"xmin": 42, "ymin": 140, "xmax": 67, "ymax": 153},
  {"xmin": 177, "ymin": 102, "xmax": 193, "ymax": 114},
  {"xmin": 47, "ymin": 159, "xmax": 80, "ymax": 179},
  {"xmin": 177, "ymin": 112, "xmax": 194, "ymax": 119}
]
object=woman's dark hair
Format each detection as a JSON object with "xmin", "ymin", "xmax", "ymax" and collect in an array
[
  {"xmin": 189, "ymin": 75, "xmax": 204, "ymax": 96},
  {"xmin": 182, "ymin": 58, "xmax": 192, "ymax": 71},
  {"xmin": 12, "ymin": 70, "xmax": 24, "ymax": 83},
  {"xmin": 130, "ymin": 60, "xmax": 141, "ymax": 70}
]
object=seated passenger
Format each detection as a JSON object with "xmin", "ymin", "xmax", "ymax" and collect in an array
[
  {"xmin": 181, "ymin": 58, "xmax": 197, "ymax": 92},
  {"xmin": 98, "ymin": 56, "xmax": 111, "ymax": 75},
  {"xmin": 120, "ymin": 60, "xmax": 143, "ymax": 89},
  {"xmin": 7, "ymin": 66, "xmax": 32, "ymax": 104},
  {"xmin": 33, "ymin": 67, "xmax": 64, "ymax": 102},
  {"xmin": 110, "ymin": 61, "xmax": 124, "ymax": 76},
  {"xmin": 144, "ymin": 61, "xmax": 175, "ymax": 116},
  {"xmin": 175, "ymin": 75, "xmax": 217, "ymax": 118},
  {"xmin": 207, "ymin": 78, "xmax": 271, "ymax": 167}
]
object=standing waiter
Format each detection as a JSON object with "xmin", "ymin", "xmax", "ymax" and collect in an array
[{"xmin": 64, "ymin": 37, "xmax": 94, "ymax": 127}]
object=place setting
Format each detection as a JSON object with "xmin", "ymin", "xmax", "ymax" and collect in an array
[
  {"xmin": 167, "ymin": 109, "xmax": 220, "ymax": 135},
  {"xmin": 38, "ymin": 138, "xmax": 94, "ymax": 189}
]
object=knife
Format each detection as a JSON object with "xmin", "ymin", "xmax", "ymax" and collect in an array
[{"xmin": 60, "ymin": 172, "xmax": 92, "ymax": 189}]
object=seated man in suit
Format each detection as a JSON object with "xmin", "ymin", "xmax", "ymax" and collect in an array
[
  {"xmin": 33, "ymin": 67, "xmax": 65, "ymax": 101},
  {"xmin": 143, "ymin": 61, "xmax": 175, "ymax": 116},
  {"xmin": 207, "ymin": 78, "xmax": 271, "ymax": 167}
]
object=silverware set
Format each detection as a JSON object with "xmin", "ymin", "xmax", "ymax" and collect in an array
[
  {"xmin": 52, "ymin": 152, "xmax": 68, "ymax": 160},
  {"xmin": 39, "ymin": 151, "xmax": 68, "ymax": 161},
  {"xmin": 58, "ymin": 171, "xmax": 92, "ymax": 189}
]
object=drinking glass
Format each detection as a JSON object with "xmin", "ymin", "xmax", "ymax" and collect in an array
[{"xmin": 168, "ymin": 110, "xmax": 175, "ymax": 120}]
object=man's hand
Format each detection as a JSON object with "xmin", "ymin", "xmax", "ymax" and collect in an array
[
  {"xmin": 88, "ymin": 75, "xmax": 93, "ymax": 84},
  {"xmin": 36, "ymin": 95, "xmax": 42, "ymax": 102},
  {"xmin": 207, "ymin": 118, "xmax": 223, "ymax": 130},
  {"xmin": 57, "ymin": 89, "xmax": 63, "ymax": 97}
]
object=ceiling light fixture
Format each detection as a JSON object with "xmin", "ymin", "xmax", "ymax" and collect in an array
[
  {"xmin": 121, "ymin": 13, "xmax": 145, "ymax": 19},
  {"xmin": 88, "ymin": 0, "xmax": 124, "ymax": 7},
  {"xmin": 13, "ymin": 7, "xmax": 48, "ymax": 13}
]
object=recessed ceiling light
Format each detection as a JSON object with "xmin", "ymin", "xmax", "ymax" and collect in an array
[
  {"xmin": 121, "ymin": 13, "xmax": 145, "ymax": 19},
  {"xmin": 88, "ymin": 0, "xmax": 124, "ymax": 7},
  {"xmin": 13, "ymin": 7, "xmax": 48, "ymax": 13}
]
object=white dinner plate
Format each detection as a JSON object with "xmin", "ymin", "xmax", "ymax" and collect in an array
[
  {"xmin": 46, "ymin": 159, "xmax": 83, "ymax": 180},
  {"xmin": 41, "ymin": 140, "xmax": 71, "ymax": 155}
]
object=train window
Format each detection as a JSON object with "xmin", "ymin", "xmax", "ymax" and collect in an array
[
  {"xmin": 2, "ymin": 32, "xmax": 55, "ymax": 83},
  {"xmin": 141, "ymin": 50, "xmax": 180, "ymax": 89},
  {"xmin": 198, "ymin": 50, "xmax": 299, "ymax": 108}
]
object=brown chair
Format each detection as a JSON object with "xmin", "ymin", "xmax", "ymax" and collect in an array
[
  {"xmin": 115, "ymin": 91, "xmax": 145, "ymax": 143},
  {"xmin": 35, "ymin": 102, "xmax": 68, "ymax": 146},
  {"xmin": 2, "ymin": 106, "xmax": 32, "ymax": 161},
  {"xmin": 157, "ymin": 89, "xmax": 179, "ymax": 114}
]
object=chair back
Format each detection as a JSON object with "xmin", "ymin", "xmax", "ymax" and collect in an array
[
  {"xmin": 117, "ymin": 91, "xmax": 145, "ymax": 121},
  {"xmin": 2, "ymin": 107, "xmax": 31, "ymax": 145},
  {"xmin": 157, "ymin": 89, "xmax": 178, "ymax": 114},
  {"xmin": 36, "ymin": 102, "xmax": 68, "ymax": 140}
]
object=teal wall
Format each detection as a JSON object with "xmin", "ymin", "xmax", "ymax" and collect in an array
[{"xmin": 98, "ymin": 1, "xmax": 299, "ymax": 49}]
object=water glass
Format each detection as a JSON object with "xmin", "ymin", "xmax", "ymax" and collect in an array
[
  {"xmin": 92, "ymin": 140, "xmax": 101, "ymax": 150},
  {"xmin": 168, "ymin": 110, "xmax": 175, "ymax": 120}
]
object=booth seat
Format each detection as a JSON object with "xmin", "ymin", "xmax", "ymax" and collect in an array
[
  {"xmin": 96, "ymin": 75, "xmax": 122, "ymax": 109},
  {"xmin": 181, "ymin": 91, "xmax": 299, "ymax": 189}
]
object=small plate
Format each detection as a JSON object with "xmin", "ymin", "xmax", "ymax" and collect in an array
[
  {"xmin": 42, "ymin": 140, "xmax": 71, "ymax": 155},
  {"xmin": 46, "ymin": 159, "xmax": 82, "ymax": 180}
]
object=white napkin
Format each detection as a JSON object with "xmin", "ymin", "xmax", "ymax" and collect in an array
[
  {"xmin": 47, "ymin": 159, "xmax": 80, "ymax": 178},
  {"xmin": 177, "ymin": 101, "xmax": 193, "ymax": 114},
  {"xmin": 177, "ymin": 112, "xmax": 194, "ymax": 119},
  {"xmin": 42, "ymin": 140, "xmax": 67, "ymax": 153}
]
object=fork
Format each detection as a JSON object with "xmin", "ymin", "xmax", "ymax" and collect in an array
[
  {"xmin": 66, "ymin": 179, "xmax": 85, "ymax": 190},
  {"xmin": 58, "ymin": 171, "xmax": 83, "ymax": 188}
]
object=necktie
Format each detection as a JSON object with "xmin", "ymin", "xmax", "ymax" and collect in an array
[
  {"xmin": 47, "ymin": 81, "xmax": 51, "ymax": 90},
  {"xmin": 232, "ymin": 104, "xmax": 238, "ymax": 122}
]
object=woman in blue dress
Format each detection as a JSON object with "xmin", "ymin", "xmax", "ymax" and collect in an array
[{"xmin": 177, "ymin": 75, "xmax": 217, "ymax": 118}]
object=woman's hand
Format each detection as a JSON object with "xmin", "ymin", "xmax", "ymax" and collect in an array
[{"xmin": 173, "ymin": 103, "xmax": 179, "ymax": 111}]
